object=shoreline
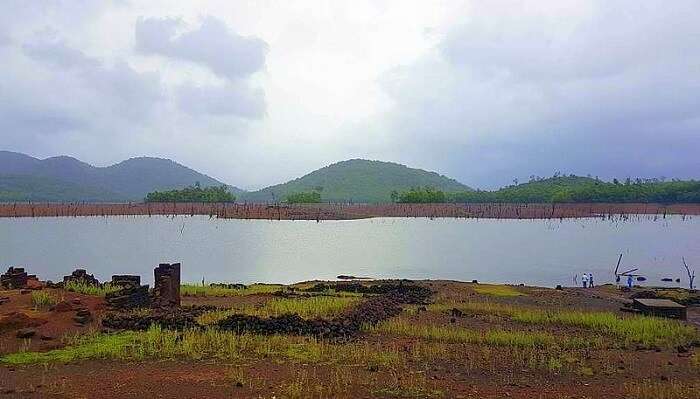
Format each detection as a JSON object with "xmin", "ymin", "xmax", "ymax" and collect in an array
[{"xmin": 0, "ymin": 202, "xmax": 699, "ymax": 220}]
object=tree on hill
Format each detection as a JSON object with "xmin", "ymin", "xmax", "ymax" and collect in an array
[
  {"xmin": 285, "ymin": 191, "xmax": 322, "ymax": 204},
  {"xmin": 145, "ymin": 184, "xmax": 236, "ymax": 203}
]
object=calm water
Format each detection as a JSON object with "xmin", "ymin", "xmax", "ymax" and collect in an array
[{"xmin": 0, "ymin": 216, "xmax": 698, "ymax": 288}]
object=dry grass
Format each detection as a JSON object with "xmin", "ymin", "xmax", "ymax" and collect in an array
[
  {"xmin": 472, "ymin": 284, "xmax": 525, "ymax": 297},
  {"xmin": 624, "ymin": 380, "xmax": 700, "ymax": 399}
]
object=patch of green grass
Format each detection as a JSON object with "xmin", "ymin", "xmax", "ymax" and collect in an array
[
  {"xmin": 431, "ymin": 302, "xmax": 698, "ymax": 348},
  {"xmin": 1, "ymin": 325, "xmax": 402, "ymax": 368},
  {"xmin": 180, "ymin": 283, "xmax": 284, "ymax": 297},
  {"xmin": 197, "ymin": 296, "xmax": 360, "ymax": 325},
  {"xmin": 472, "ymin": 284, "xmax": 525, "ymax": 297},
  {"xmin": 30, "ymin": 290, "xmax": 61, "ymax": 310},
  {"xmin": 366, "ymin": 318, "xmax": 565, "ymax": 348},
  {"xmin": 64, "ymin": 281, "xmax": 121, "ymax": 297}
]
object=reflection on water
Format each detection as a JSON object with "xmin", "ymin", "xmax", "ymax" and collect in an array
[{"xmin": 0, "ymin": 215, "xmax": 697, "ymax": 287}]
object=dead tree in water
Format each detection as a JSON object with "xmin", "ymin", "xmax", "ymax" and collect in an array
[{"xmin": 682, "ymin": 257, "xmax": 696, "ymax": 290}]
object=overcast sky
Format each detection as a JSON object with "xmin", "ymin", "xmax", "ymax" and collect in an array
[{"xmin": 1, "ymin": 1, "xmax": 698, "ymax": 189}]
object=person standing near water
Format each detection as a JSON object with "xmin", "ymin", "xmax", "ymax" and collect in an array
[
  {"xmin": 627, "ymin": 275, "xmax": 633, "ymax": 288},
  {"xmin": 582, "ymin": 273, "xmax": 589, "ymax": 288},
  {"xmin": 588, "ymin": 273, "xmax": 594, "ymax": 288}
]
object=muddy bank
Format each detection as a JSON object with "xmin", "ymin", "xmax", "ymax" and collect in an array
[{"xmin": 0, "ymin": 202, "xmax": 698, "ymax": 220}]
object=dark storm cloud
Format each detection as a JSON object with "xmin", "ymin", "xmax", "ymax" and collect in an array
[
  {"xmin": 380, "ymin": 0, "xmax": 700, "ymax": 188},
  {"xmin": 0, "ymin": 33, "xmax": 162, "ymax": 157},
  {"xmin": 135, "ymin": 16, "xmax": 268, "ymax": 80}
]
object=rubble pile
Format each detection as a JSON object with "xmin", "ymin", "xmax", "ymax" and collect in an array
[
  {"xmin": 63, "ymin": 269, "xmax": 99, "ymax": 286},
  {"xmin": 106, "ymin": 285, "xmax": 151, "ymax": 309},
  {"xmin": 0, "ymin": 267, "xmax": 29, "ymax": 289}
]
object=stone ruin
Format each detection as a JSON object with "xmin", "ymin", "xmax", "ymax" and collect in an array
[
  {"xmin": 111, "ymin": 275, "xmax": 141, "ymax": 288},
  {"xmin": 104, "ymin": 264, "xmax": 181, "ymax": 310},
  {"xmin": 1, "ymin": 267, "xmax": 29, "ymax": 289},
  {"xmin": 153, "ymin": 263, "xmax": 181, "ymax": 308},
  {"xmin": 106, "ymin": 275, "xmax": 149, "ymax": 309},
  {"xmin": 63, "ymin": 269, "xmax": 100, "ymax": 286}
]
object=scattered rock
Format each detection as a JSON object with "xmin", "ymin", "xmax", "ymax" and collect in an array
[
  {"xmin": 19, "ymin": 289, "xmax": 31, "ymax": 295},
  {"xmin": 450, "ymin": 308, "xmax": 463, "ymax": 318},
  {"xmin": 16, "ymin": 328, "xmax": 36, "ymax": 338},
  {"xmin": 209, "ymin": 283, "xmax": 246, "ymax": 290},
  {"xmin": 0, "ymin": 296, "xmax": 9, "ymax": 305}
]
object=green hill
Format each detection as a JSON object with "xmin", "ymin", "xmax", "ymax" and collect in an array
[
  {"xmin": 449, "ymin": 176, "xmax": 700, "ymax": 203},
  {"xmin": 0, "ymin": 174, "xmax": 123, "ymax": 202},
  {"xmin": 0, "ymin": 151, "xmax": 242, "ymax": 202},
  {"xmin": 242, "ymin": 159, "xmax": 471, "ymax": 203}
]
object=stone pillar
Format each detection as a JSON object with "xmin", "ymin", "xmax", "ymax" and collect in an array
[{"xmin": 153, "ymin": 263, "xmax": 180, "ymax": 307}]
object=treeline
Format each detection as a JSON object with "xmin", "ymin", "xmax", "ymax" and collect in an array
[
  {"xmin": 145, "ymin": 184, "xmax": 236, "ymax": 203},
  {"xmin": 285, "ymin": 191, "xmax": 322, "ymax": 204},
  {"xmin": 394, "ymin": 177, "xmax": 700, "ymax": 204}
]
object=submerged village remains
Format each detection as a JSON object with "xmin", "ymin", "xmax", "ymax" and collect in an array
[{"xmin": 0, "ymin": 260, "xmax": 699, "ymax": 398}]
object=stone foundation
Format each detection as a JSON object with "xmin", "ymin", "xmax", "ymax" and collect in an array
[
  {"xmin": 0, "ymin": 267, "xmax": 29, "ymax": 289},
  {"xmin": 153, "ymin": 263, "xmax": 181, "ymax": 307}
]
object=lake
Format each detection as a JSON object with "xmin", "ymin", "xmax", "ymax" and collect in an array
[{"xmin": 0, "ymin": 215, "xmax": 697, "ymax": 288}]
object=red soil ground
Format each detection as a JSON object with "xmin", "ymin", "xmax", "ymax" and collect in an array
[{"xmin": 1, "ymin": 202, "xmax": 698, "ymax": 220}]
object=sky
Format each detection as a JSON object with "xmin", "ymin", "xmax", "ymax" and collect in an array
[{"xmin": 1, "ymin": 0, "xmax": 699, "ymax": 190}]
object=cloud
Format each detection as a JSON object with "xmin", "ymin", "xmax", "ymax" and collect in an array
[
  {"xmin": 0, "ymin": 33, "xmax": 163, "ymax": 160},
  {"xmin": 135, "ymin": 16, "xmax": 268, "ymax": 80},
  {"xmin": 176, "ymin": 82, "xmax": 265, "ymax": 118},
  {"xmin": 375, "ymin": 0, "xmax": 700, "ymax": 187}
]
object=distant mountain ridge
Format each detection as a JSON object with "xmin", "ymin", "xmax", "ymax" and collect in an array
[
  {"xmin": 0, "ymin": 151, "xmax": 240, "ymax": 202},
  {"xmin": 0, "ymin": 152, "xmax": 472, "ymax": 203},
  {"xmin": 241, "ymin": 159, "xmax": 472, "ymax": 203}
]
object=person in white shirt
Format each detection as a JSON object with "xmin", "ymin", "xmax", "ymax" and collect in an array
[{"xmin": 582, "ymin": 273, "xmax": 589, "ymax": 288}]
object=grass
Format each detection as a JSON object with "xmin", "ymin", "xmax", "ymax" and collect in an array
[
  {"xmin": 30, "ymin": 291, "xmax": 61, "ymax": 310},
  {"xmin": 64, "ymin": 281, "xmax": 121, "ymax": 297},
  {"xmin": 624, "ymin": 380, "xmax": 700, "ymax": 399},
  {"xmin": 0, "ymin": 325, "xmax": 403, "ymax": 368},
  {"xmin": 197, "ymin": 296, "xmax": 361, "ymax": 325},
  {"xmin": 472, "ymin": 284, "xmax": 525, "ymax": 297},
  {"xmin": 365, "ymin": 318, "xmax": 568, "ymax": 348},
  {"xmin": 180, "ymin": 283, "xmax": 284, "ymax": 297},
  {"xmin": 431, "ymin": 302, "xmax": 698, "ymax": 348}
]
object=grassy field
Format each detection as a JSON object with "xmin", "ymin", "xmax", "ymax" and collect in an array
[
  {"xmin": 180, "ymin": 283, "xmax": 285, "ymax": 297},
  {"xmin": 197, "ymin": 296, "xmax": 361, "ymax": 324},
  {"xmin": 430, "ymin": 302, "xmax": 698, "ymax": 348}
]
